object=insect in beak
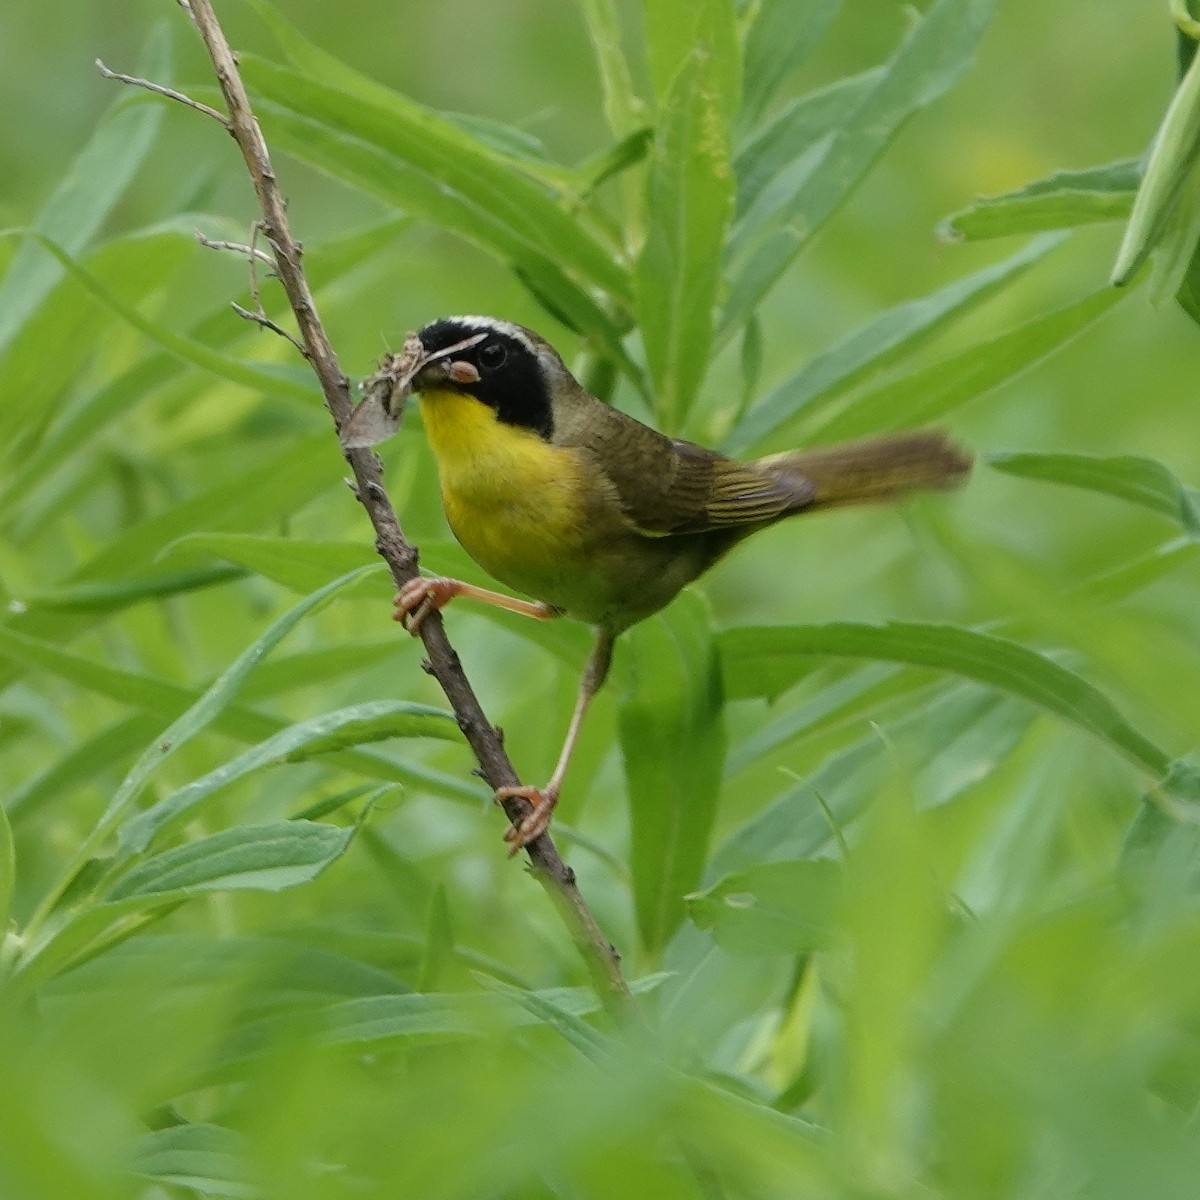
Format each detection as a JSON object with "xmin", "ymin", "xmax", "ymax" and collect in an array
[{"xmin": 340, "ymin": 331, "xmax": 486, "ymax": 449}]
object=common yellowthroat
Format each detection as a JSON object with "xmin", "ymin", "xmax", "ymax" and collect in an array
[{"xmin": 364, "ymin": 316, "xmax": 970, "ymax": 852}]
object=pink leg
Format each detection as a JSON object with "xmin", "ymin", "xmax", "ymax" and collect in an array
[
  {"xmin": 497, "ymin": 630, "xmax": 615, "ymax": 855},
  {"xmin": 393, "ymin": 575, "xmax": 560, "ymax": 635}
]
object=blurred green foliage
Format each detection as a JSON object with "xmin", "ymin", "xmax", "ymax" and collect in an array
[{"xmin": 3, "ymin": 1, "xmax": 1200, "ymax": 1197}]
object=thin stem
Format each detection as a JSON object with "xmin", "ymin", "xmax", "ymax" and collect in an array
[{"xmin": 95, "ymin": 58, "xmax": 231, "ymax": 128}]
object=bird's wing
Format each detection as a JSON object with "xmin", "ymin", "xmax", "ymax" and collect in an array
[{"xmin": 564, "ymin": 401, "xmax": 813, "ymax": 535}]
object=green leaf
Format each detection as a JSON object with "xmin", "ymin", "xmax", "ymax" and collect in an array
[
  {"xmin": 718, "ymin": 621, "xmax": 1184, "ymax": 786},
  {"xmin": 237, "ymin": 32, "xmax": 628, "ymax": 301},
  {"xmin": 1081, "ymin": 538, "xmax": 1200, "ymax": 605},
  {"xmin": 0, "ymin": 25, "xmax": 168, "ymax": 362},
  {"xmin": 1113, "ymin": 35, "xmax": 1200, "ymax": 284},
  {"xmin": 721, "ymin": 0, "xmax": 998, "ymax": 335},
  {"xmin": 636, "ymin": 43, "xmax": 736, "ymax": 431},
  {"xmin": 621, "ymin": 591, "xmax": 726, "ymax": 953},
  {"xmin": 69, "ymin": 434, "xmax": 335, "ymax": 585},
  {"xmin": 644, "ymin": 0, "xmax": 740, "ymax": 120},
  {"xmin": 0, "ymin": 798, "xmax": 13, "ymax": 937},
  {"xmin": 29, "ymin": 235, "xmax": 317, "ymax": 403},
  {"xmin": 28, "ymin": 569, "xmax": 377, "ymax": 929},
  {"xmin": 803, "ymin": 285, "xmax": 1127, "ymax": 443},
  {"xmin": 689, "ymin": 858, "xmax": 841, "ymax": 955},
  {"xmin": 107, "ymin": 820, "xmax": 355, "ymax": 900},
  {"xmin": 738, "ymin": 0, "xmax": 840, "ymax": 131},
  {"xmin": 0, "ymin": 217, "xmax": 409, "ymax": 519},
  {"xmin": 218, "ymin": 976, "xmax": 666, "ymax": 1067},
  {"xmin": 246, "ymin": 98, "xmax": 644, "ymax": 389},
  {"xmin": 0, "ymin": 225, "xmax": 195, "ymax": 449},
  {"xmin": 162, "ymin": 532, "xmax": 378, "ymax": 594},
  {"xmin": 576, "ymin": 0, "xmax": 646, "ymax": 137},
  {"xmin": 724, "ymin": 234, "xmax": 1059, "ymax": 455},
  {"xmin": 6, "ymin": 716, "xmax": 157, "ymax": 822},
  {"xmin": 734, "ymin": 68, "xmax": 880, "ymax": 228},
  {"xmin": 711, "ymin": 687, "xmax": 1026, "ymax": 876},
  {"xmin": 726, "ymin": 663, "xmax": 938, "ymax": 776},
  {"xmin": 100, "ymin": 566, "xmax": 381, "ymax": 828},
  {"xmin": 989, "ymin": 451, "xmax": 1200, "ymax": 538},
  {"xmin": 131, "ymin": 1124, "xmax": 253, "ymax": 1200},
  {"xmin": 0, "ymin": 624, "xmax": 479, "ymax": 805},
  {"xmin": 13, "ymin": 565, "xmax": 245, "ymax": 615},
  {"xmin": 119, "ymin": 701, "xmax": 460, "ymax": 855},
  {"xmin": 940, "ymin": 159, "xmax": 1140, "ymax": 241}
]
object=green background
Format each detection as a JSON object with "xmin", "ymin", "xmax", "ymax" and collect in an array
[{"xmin": 2, "ymin": 1, "xmax": 1200, "ymax": 1197}]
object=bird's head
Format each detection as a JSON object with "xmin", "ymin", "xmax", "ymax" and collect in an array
[{"xmin": 414, "ymin": 315, "xmax": 567, "ymax": 440}]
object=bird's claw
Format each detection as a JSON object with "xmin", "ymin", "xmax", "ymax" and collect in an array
[
  {"xmin": 495, "ymin": 783, "xmax": 559, "ymax": 856},
  {"xmin": 393, "ymin": 577, "xmax": 457, "ymax": 635}
]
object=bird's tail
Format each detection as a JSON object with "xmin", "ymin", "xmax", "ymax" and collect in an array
[{"xmin": 754, "ymin": 431, "xmax": 971, "ymax": 511}]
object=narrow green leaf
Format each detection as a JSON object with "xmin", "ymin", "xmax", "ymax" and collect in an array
[
  {"xmin": 13, "ymin": 565, "xmax": 245, "ymax": 614},
  {"xmin": 1081, "ymin": 538, "xmax": 1200, "ymax": 605},
  {"xmin": 636, "ymin": 44, "xmax": 735, "ymax": 431},
  {"xmin": 734, "ymin": 68, "xmax": 880, "ymax": 226},
  {"xmin": 689, "ymin": 858, "xmax": 841, "ymax": 956},
  {"xmin": 6, "ymin": 716, "xmax": 156, "ymax": 822},
  {"xmin": 417, "ymin": 885, "xmax": 454, "ymax": 994},
  {"xmin": 0, "ymin": 218, "xmax": 409, "ymax": 519},
  {"xmin": 718, "ymin": 621, "xmax": 1183, "ymax": 786},
  {"xmin": 722, "ymin": 0, "xmax": 998, "ymax": 334},
  {"xmin": 101, "ymin": 569, "xmax": 378, "ymax": 823},
  {"xmin": 29, "ymin": 236, "xmax": 317, "ymax": 403},
  {"xmin": 644, "ymin": 0, "xmax": 740, "ymax": 120},
  {"xmin": 0, "ymin": 624, "xmax": 479, "ymax": 805},
  {"xmin": 107, "ymin": 820, "xmax": 355, "ymax": 900},
  {"xmin": 989, "ymin": 450, "xmax": 1200, "ymax": 538},
  {"xmin": 738, "ymin": 0, "xmax": 840, "ymax": 131},
  {"xmin": 71, "ymin": 434, "xmax": 335, "ymax": 584},
  {"xmin": 131, "ymin": 1124, "xmax": 253, "ymax": 1200},
  {"xmin": 478, "ymin": 975, "xmax": 616, "ymax": 1064},
  {"xmin": 0, "ymin": 798, "xmax": 13, "ymax": 937},
  {"xmin": 119, "ymin": 701, "xmax": 460, "ymax": 855},
  {"xmin": 940, "ymin": 159, "xmax": 1140, "ymax": 241},
  {"xmin": 248, "ymin": 101, "xmax": 644, "ymax": 390},
  {"xmin": 238, "ymin": 39, "xmax": 628, "ymax": 301},
  {"xmin": 711, "ymin": 687, "xmax": 1026, "ymax": 876},
  {"xmin": 726, "ymin": 663, "xmax": 938, "ymax": 776},
  {"xmin": 725, "ymin": 234, "xmax": 1059, "ymax": 455},
  {"xmin": 803, "ymin": 285, "xmax": 1127, "ymax": 444},
  {"xmin": 621, "ymin": 591, "xmax": 726, "ymax": 952},
  {"xmin": 162, "ymin": 532, "xmax": 377, "ymax": 594},
  {"xmin": 216, "ymin": 977, "xmax": 665, "ymax": 1070},
  {"xmin": 27, "ymin": 569, "xmax": 378, "ymax": 930},
  {"xmin": 574, "ymin": 127, "xmax": 655, "ymax": 194},
  {"xmin": 1113, "ymin": 36, "xmax": 1200, "ymax": 284},
  {"xmin": 0, "ymin": 226, "xmax": 195, "ymax": 448},
  {"xmin": 576, "ymin": 0, "xmax": 646, "ymax": 136},
  {"xmin": 0, "ymin": 25, "xmax": 168, "ymax": 361}
]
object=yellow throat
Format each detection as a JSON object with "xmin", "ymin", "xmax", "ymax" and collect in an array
[{"xmin": 417, "ymin": 388, "xmax": 587, "ymax": 591}]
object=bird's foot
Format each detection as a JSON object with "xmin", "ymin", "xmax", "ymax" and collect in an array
[
  {"xmin": 393, "ymin": 576, "xmax": 462, "ymax": 635},
  {"xmin": 495, "ymin": 783, "xmax": 560, "ymax": 856}
]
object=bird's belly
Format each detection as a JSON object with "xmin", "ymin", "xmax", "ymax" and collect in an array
[
  {"xmin": 422, "ymin": 391, "xmax": 590, "ymax": 607},
  {"xmin": 444, "ymin": 478, "xmax": 585, "ymax": 604}
]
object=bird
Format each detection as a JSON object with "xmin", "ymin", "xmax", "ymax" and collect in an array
[{"xmin": 374, "ymin": 315, "xmax": 971, "ymax": 854}]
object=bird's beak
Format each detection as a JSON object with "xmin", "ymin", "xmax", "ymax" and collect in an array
[
  {"xmin": 412, "ymin": 356, "xmax": 481, "ymax": 393},
  {"xmin": 411, "ymin": 358, "xmax": 448, "ymax": 392}
]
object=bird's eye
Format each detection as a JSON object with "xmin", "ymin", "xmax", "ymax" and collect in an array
[{"xmin": 479, "ymin": 341, "xmax": 507, "ymax": 370}]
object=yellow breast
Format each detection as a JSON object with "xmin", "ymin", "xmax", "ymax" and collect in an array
[{"xmin": 419, "ymin": 388, "xmax": 588, "ymax": 599}]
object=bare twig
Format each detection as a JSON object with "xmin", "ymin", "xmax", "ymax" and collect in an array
[
  {"xmin": 180, "ymin": 0, "xmax": 633, "ymax": 1018},
  {"xmin": 229, "ymin": 301, "xmax": 310, "ymax": 358},
  {"xmin": 95, "ymin": 58, "xmax": 231, "ymax": 129},
  {"xmin": 195, "ymin": 230, "xmax": 275, "ymax": 267}
]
